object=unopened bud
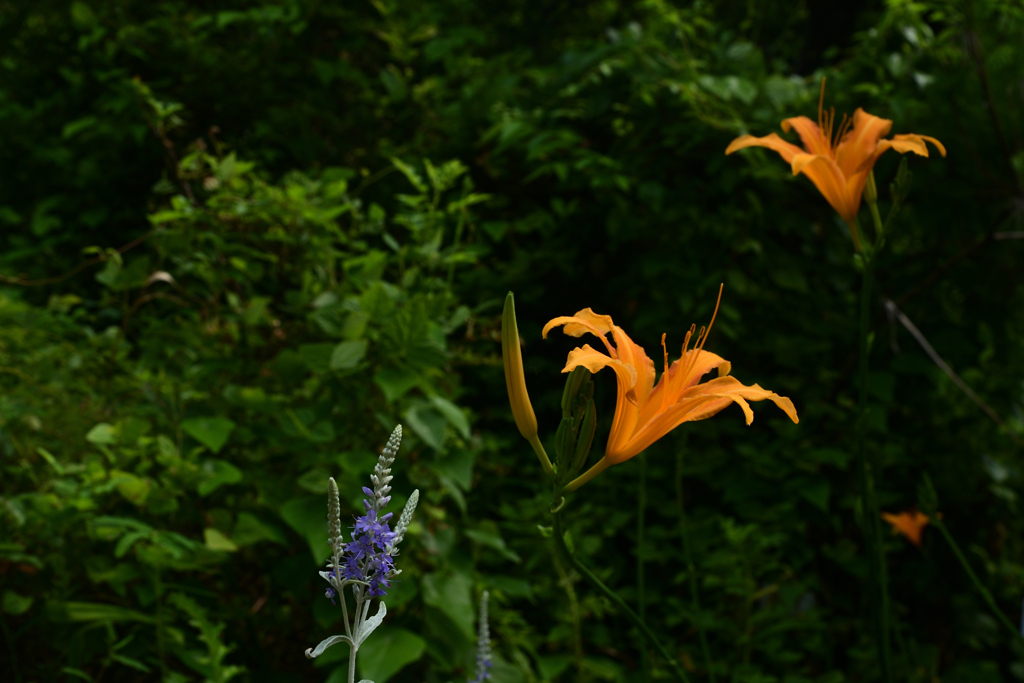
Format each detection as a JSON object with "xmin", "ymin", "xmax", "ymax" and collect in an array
[{"xmin": 502, "ymin": 292, "xmax": 538, "ymax": 441}]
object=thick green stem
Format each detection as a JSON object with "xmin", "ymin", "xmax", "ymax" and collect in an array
[
  {"xmin": 566, "ymin": 455, "xmax": 612, "ymax": 492},
  {"xmin": 638, "ymin": 453, "xmax": 649, "ymax": 682},
  {"xmin": 676, "ymin": 451, "xmax": 715, "ymax": 682},
  {"xmin": 935, "ymin": 520, "xmax": 1022, "ymax": 640},
  {"xmin": 528, "ymin": 433, "xmax": 554, "ymax": 475},
  {"xmin": 552, "ymin": 509, "xmax": 691, "ymax": 683},
  {"xmin": 856, "ymin": 264, "xmax": 893, "ymax": 682},
  {"xmin": 348, "ymin": 643, "xmax": 357, "ymax": 683}
]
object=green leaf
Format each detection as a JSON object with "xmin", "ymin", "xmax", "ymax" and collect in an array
[
  {"xmin": 298, "ymin": 343, "xmax": 336, "ymax": 373},
  {"xmin": 62, "ymin": 116, "xmax": 97, "ymax": 139},
  {"xmin": 280, "ymin": 495, "xmax": 330, "ymax": 564},
  {"xmin": 182, "ymin": 417, "xmax": 236, "ymax": 454},
  {"xmin": 197, "ymin": 459, "xmax": 243, "ymax": 496},
  {"xmin": 429, "ymin": 395, "xmax": 470, "ymax": 439},
  {"xmin": 404, "ymin": 404, "xmax": 447, "ymax": 451},
  {"xmin": 86, "ymin": 423, "xmax": 118, "ymax": 445},
  {"xmin": 374, "ymin": 366, "xmax": 419, "ymax": 402},
  {"xmin": 203, "ymin": 528, "xmax": 239, "ymax": 552},
  {"xmin": 232, "ymin": 513, "xmax": 288, "ymax": 547},
  {"xmin": 36, "ymin": 447, "xmax": 65, "ymax": 475},
  {"xmin": 330, "ymin": 340, "xmax": 368, "ymax": 370},
  {"xmin": 2, "ymin": 591, "xmax": 33, "ymax": 615},
  {"xmin": 464, "ymin": 528, "xmax": 521, "ymax": 563},
  {"xmin": 421, "ymin": 571, "xmax": 474, "ymax": 639},
  {"xmin": 357, "ymin": 627, "xmax": 426, "ymax": 683},
  {"xmin": 47, "ymin": 601, "xmax": 156, "ymax": 624},
  {"xmin": 114, "ymin": 530, "xmax": 148, "ymax": 558}
]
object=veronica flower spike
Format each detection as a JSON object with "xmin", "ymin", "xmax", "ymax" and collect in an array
[
  {"xmin": 305, "ymin": 425, "xmax": 420, "ymax": 683},
  {"xmin": 544, "ymin": 286, "xmax": 798, "ymax": 491},
  {"xmin": 469, "ymin": 591, "xmax": 493, "ymax": 683},
  {"xmin": 726, "ymin": 79, "xmax": 945, "ymax": 252}
]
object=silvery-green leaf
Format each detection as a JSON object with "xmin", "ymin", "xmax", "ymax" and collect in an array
[
  {"xmin": 304, "ymin": 634, "xmax": 352, "ymax": 659},
  {"xmin": 354, "ymin": 601, "xmax": 386, "ymax": 647}
]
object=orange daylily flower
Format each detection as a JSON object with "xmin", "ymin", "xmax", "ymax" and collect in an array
[
  {"xmin": 543, "ymin": 288, "xmax": 799, "ymax": 490},
  {"xmin": 881, "ymin": 510, "xmax": 931, "ymax": 547},
  {"xmin": 725, "ymin": 80, "xmax": 946, "ymax": 251}
]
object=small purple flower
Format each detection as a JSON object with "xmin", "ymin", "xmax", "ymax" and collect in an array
[{"xmin": 340, "ymin": 502, "xmax": 398, "ymax": 597}]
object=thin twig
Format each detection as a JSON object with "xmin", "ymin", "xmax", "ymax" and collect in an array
[
  {"xmin": 0, "ymin": 229, "xmax": 156, "ymax": 287},
  {"xmin": 883, "ymin": 299, "xmax": 1024, "ymax": 448}
]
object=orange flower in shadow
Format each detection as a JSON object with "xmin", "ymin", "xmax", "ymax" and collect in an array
[
  {"xmin": 543, "ymin": 288, "xmax": 799, "ymax": 490},
  {"xmin": 881, "ymin": 510, "xmax": 931, "ymax": 546},
  {"xmin": 726, "ymin": 80, "xmax": 945, "ymax": 251}
]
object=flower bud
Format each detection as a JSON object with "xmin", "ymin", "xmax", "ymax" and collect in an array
[
  {"xmin": 502, "ymin": 292, "xmax": 539, "ymax": 441},
  {"xmin": 570, "ymin": 398, "xmax": 597, "ymax": 474}
]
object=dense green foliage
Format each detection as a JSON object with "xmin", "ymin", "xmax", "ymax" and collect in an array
[{"xmin": 2, "ymin": 0, "xmax": 1023, "ymax": 681}]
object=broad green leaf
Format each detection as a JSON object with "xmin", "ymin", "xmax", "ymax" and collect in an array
[
  {"xmin": 86, "ymin": 423, "xmax": 118, "ymax": 445},
  {"xmin": 298, "ymin": 343, "xmax": 336, "ymax": 373},
  {"xmin": 197, "ymin": 459, "xmax": 243, "ymax": 496},
  {"xmin": 47, "ymin": 601, "xmax": 156, "ymax": 624},
  {"xmin": 404, "ymin": 404, "xmax": 446, "ymax": 451},
  {"xmin": 182, "ymin": 417, "xmax": 236, "ymax": 454},
  {"xmin": 429, "ymin": 395, "xmax": 470, "ymax": 439},
  {"xmin": 203, "ymin": 528, "xmax": 238, "ymax": 552},
  {"xmin": 232, "ymin": 512, "xmax": 288, "ymax": 547},
  {"xmin": 374, "ymin": 366, "xmax": 419, "ymax": 402},
  {"xmin": 464, "ymin": 528, "xmax": 521, "ymax": 563},
  {"xmin": 330, "ymin": 339, "xmax": 368, "ymax": 370},
  {"xmin": 280, "ymin": 495, "xmax": 330, "ymax": 564},
  {"xmin": 110, "ymin": 470, "xmax": 152, "ymax": 506},
  {"xmin": 358, "ymin": 627, "xmax": 426, "ymax": 683},
  {"xmin": 2, "ymin": 591, "xmax": 33, "ymax": 615},
  {"xmin": 421, "ymin": 571, "xmax": 474, "ymax": 639}
]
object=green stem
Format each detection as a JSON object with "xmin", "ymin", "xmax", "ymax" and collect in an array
[
  {"xmin": 856, "ymin": 263, "xmax": 893, "ymax": 682},
  {"xmin": 935, "ymin": 520, "xmax": 1022, "ymax": 640},
  {"xmin": 528, "ymin": 433, "xmax": 554, "ymax": 476},
  {"xmin": 638, "ymin": 453, "xmax": 649, "ymax": 682},
  {"xmin": 676, "ymin": 451, "xmax": 715, "ymax": 682},
  {"xmin": 552, "ymin": 508, "xmax": 691, "ymax": 683},
  {"xmin": 348, "ymin": 643, "xmax": 357, "ymax": 683},
  {"xmin": 566, "ymin": 455, "xmax": 611, "ymax": 492}
]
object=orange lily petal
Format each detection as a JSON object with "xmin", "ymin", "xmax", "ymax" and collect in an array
[
  {"xmin": 835, "ymin": 109, "xmax": 892, "ymax": 178},
  {"xmin": 547, "ymin": 301, "xmax": 799, "ymax": 471},
  {"xmin": 781, "ymin": 116, "xmax": 831, "ymax": 156},
  {"xmin": 790, "ymin": 154, "xmax": 858, "ymax": 224},
  {"xmin": 727, "ymin": 83, "xmax": 945, "ymax": 239},
  {"xmin": 543, "ymin": 312, "xmax": 617, "ymax": 357},
  {"xmin": 561, "ymin": 344, "xmax": 637, "ymax": 397},
  {"xmin": 873, "ymin": 134, "xmax": 947, "ymax": 160},
  {"xmin": 725, "ymin": 133, "xmax": 805, "ymax": 164},
  {"xmin": 681, "ymin": 375, "xmax": 800, "ymax": 425},
  {"xmin": 882, "ymin": 510, "xmax": 930, "ymax": 546}
]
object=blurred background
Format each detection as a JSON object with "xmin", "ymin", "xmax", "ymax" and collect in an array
[{"xmin": 1, "ymin": 0, "xmax": 1023, "ymax": 681}]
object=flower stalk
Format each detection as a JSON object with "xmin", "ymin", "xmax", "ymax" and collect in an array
[
  {"xmin": 305, "ymin": 425, "xmax": 419, "ymax": 683},
  {"xmin": 550, "ymin": 501, "xmax": 691, "ymax": 683},
  {"xmin": 855, "ymin": 258, "xmax": 893, "ymax": 683},
  {"xmin": 933, "ymin": 518, "xmax": 1022, "ymax": 641}
]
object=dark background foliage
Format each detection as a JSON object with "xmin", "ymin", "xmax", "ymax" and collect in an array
[{"xmin": 1, "ymin": 0, "xmax": 1023, "ymax": 681}]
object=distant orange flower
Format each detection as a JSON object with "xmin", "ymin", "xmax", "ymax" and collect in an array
[
  {"xmin": 881, "ymin": 510, "xmax": 931, "ymax": 546},
  {"xmin": 725, "ymin": 80, "xmax": 945, "ymax": 251},
  {"xmin": 543, "ymin": 288, "xmax": 799, "ymax": 490}
]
